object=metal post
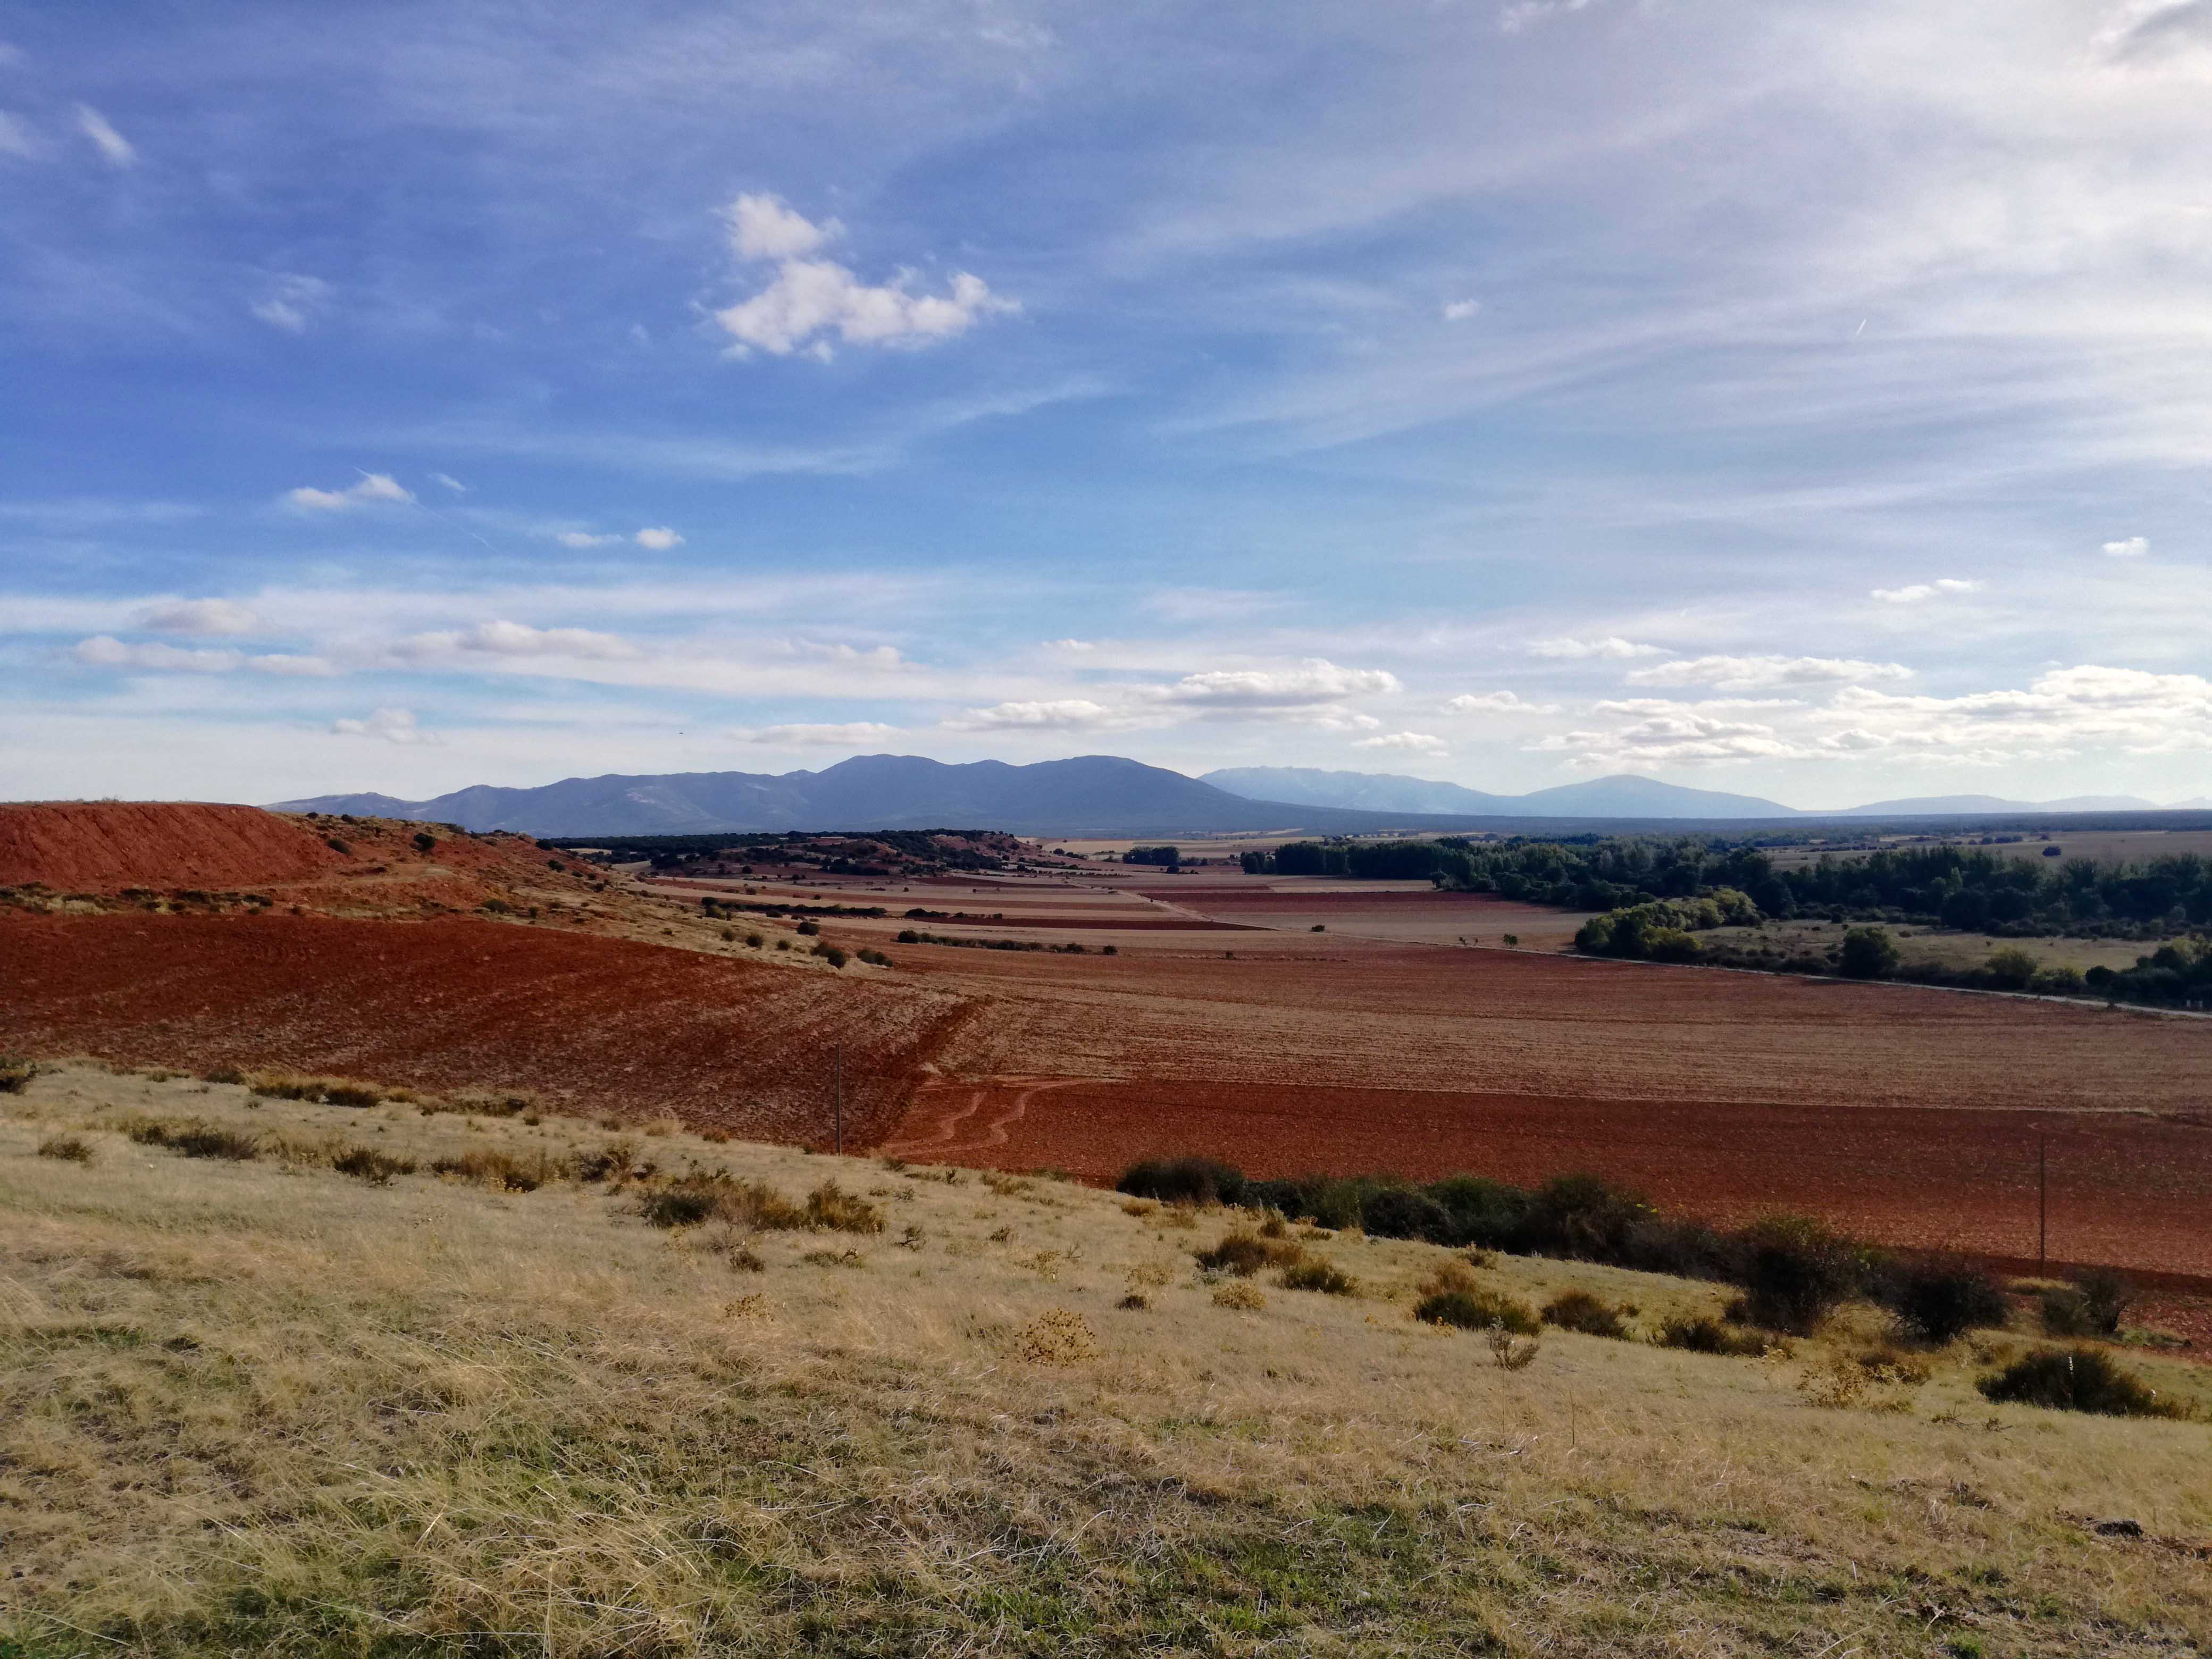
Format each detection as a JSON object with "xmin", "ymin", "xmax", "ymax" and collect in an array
[
  {"xmin": 2038, "ymin": 1133, "xmax": 2047, "ymax": 1272},
  {"xmin": 834, "ymin": 1042, "xmax": 843, "ymax": 1157}
]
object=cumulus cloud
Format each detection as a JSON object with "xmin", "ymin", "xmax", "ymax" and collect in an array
[
  {"xmin": 1627, "ymin": 654, "xmax": 1913, "ymax": 691},
  {"xmin": 1163, "ymin": 658, "xmax": 1400, "ymax": 709},
  {"xmin": 250, "ymin": 274, "xmax": 331, "ymax": 333},
  {"xmin": 392, "ymin": 619, "xmax": 636, "ymax": 661},
  {"xmin": 286, "ymin": 473, "xmax": 413, "ymax": 511},
  {"xmin": 73, "ymin": 103, "xmax": 134, "ymax": 166},
  {"xmin": 714, "ymin": 193, "xmax": 1017, "ymax": 358},
  {"xmin": 1529, "ymin": 705, "xmax": 1805, "ymax": 769},
  {"xmin": 943, "ymin": 698, "xmax": 1130, "ymax": 732},
  {"xmin": 1528, "ymin": 635, "xmax": 1660, "ymax": 660},
  {"xmin": 634, "ymin": 526, "xmax": 684, "ymax": 550},
  {"xmin": 1871, "ymin": 578, "xmax": 1983, "ymax": 602},
  {"xmin": 1445, "ymin": 689, "xmax": 1560, "ymax": 714},
  {"xmin": 247, "ymin": 653, "xmax": 338, "ymax": 677},
  {"xmin": 1819, "ymin": 666, "xmax": 2212, "ymax": 760},
  {"xmin": 1442, "ymin": 298, "xmax": 1482, "ymax": 321},
  {"xmin": 1354, "ymin": 730, "xmax": 1448, "ymax": 754},
  {"xmin": 2101, "ymin": 535, "xmax": 2150, "ymax": 558},
  {"xmin": 333, "ymin": 707, "xmax": 439, "ymax": 745},
  {"xmin": 731, "ymin": 722, "xmax": 900, "ymax": 747},
  {"xmin": 133, "ymin": 597, "xmax": 259, "ymax": 635}
]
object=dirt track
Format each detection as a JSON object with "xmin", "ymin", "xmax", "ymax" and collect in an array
[{"xmin": 1, "ymin": 912, "xmax": 972, "ymax": 1143}]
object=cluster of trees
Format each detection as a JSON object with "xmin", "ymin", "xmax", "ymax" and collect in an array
[
  {"xmin": 1573, "ymin": 891, "xmax": 1759, "ymax": 961},
  {"xmin": 1122, "ymin": 845, "xmax": 1182, "ymax": 867},
  {"xmin": 2087, "ymin": 936, "xmax": 2212, "ymax": 1009},
  {"xmin": 1251, "ymin": 833, "xmax": 2212, "ymax": 942}
]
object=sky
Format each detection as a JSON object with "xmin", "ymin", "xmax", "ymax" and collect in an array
[{"xmin": 5, "ymin": 0, "xmax": 2211, "ymax": 810}]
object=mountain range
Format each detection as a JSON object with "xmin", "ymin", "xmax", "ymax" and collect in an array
[{"xmin": 271, "ymin": 755, "xmax": 2208, "ymax": 837}]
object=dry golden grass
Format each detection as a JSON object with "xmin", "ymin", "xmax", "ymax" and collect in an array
[{"xmin": 3, "ymin": 1058, "xmax": 2210, "ymax": 1656}]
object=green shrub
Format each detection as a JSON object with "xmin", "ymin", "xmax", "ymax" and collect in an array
[
  {"xmin": 1118, "ymin": 1157, "xmax": 1247, "ymax": 1206},
  {"xmin": 1414, "ymin": 1265, "xmax": 1538, "ymax": 1335},
  {"xmin": 1734, "ymin": 1214, "xmax": 1859, "ymax": 1333},
  {"xmin": 168, "ymin": 1122, "xmax": 262, "ymax": 1161},
  {"xmin": 1541, "ymin": 1288, "xmax": 1630, "ymax": 1338},
  {"xmin": 896, "ymin": 928, "xmax": 920, "ymax": 943},
  {"xmin": 2040, "ymin": 1270, "xmax": 2132, "ymax": 1337},
  {"xmin": 0, "ymin": 1054, "xmax": 36, "ymax": 1095},
  {"xmin": 1978, "ymin": 1347, "xmax": 2176, "ymax": 1418},
  {"xmin": 37, "ymin": 1134, "xmax": 93, "ymax": 1163},
  {"xmin": 413, "ymin": 832, "xmax": 437, "ymax": 853},
  {"xmin": 806, "ymin": 1180, "xmax": 884, "ymax": 1234},
  {"xmin": 1984, "ymin": 946, "xmax": 2038, "ymax": 990},
  {"xmin": 430, "ymin": 1149, "xmax": 549, "ymax": 1192},
  {"xmin": 1878, "ymin": 1255, "xmax": 2010, "ymax": 1344},
  {"xmin": 746, "ymin": 932, "xmax": 764, "ymax": 948},
  {"xmin": 795, "ymin": 920, "xmax": 820, "ymax": 936},
  {"xmin": 1196, "ymin": 1230, "xmax": 1304, "ymax": 1277},
  {"xmin": 1838, "ymin": 927, "xmax": 1900, "ymax": 979},
  {"xmin": 1654, "ymin": 1314, "xmax": 1767, "ymax": 1356}
]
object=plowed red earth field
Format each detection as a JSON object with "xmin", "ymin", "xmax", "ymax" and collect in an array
[
  {"xmin": 1, "ymin": 912, "xmax": 970, "ymax": 1144},
  {"xmin": 875, "ymin": 933, "xmax": 2212, "ymax": 1285},
  {"xmin": 0, "ymin": 801, "xmax": 346, "ymax": 891}
]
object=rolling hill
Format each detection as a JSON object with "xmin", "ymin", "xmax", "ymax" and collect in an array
[{"xmin": 1203, "ymin": 766, "xmax": 1794, "ymax": 819}]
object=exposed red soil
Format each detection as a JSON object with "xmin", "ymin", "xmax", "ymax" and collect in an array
[
  {"xmin": 0, "ymin": 801, "xmax": 346, "ymax": 892},
  {"xmin": 1, "ymin": 912, "xmax": 972, "ymax": 1144},
  {"xmin": 887, "ymin": 1075, "xmax": 2212, "ymax": 1281}
]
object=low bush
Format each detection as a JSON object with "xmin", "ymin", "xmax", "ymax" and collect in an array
[
  {"xmin": 37, "ymin": 1134, "xmax": 94, "ymax": 1162},
  {"xmin": 1414, "ymin": 1264, "xmax": 1539, "ymax": 1335},
  {"xmin": 170, "ymin": 1122, "xmax": 262, "ymax": 1161},
  {"xmin": 1541, "ymin": 1289, "xmax": 1630, "ymax": 1339},
  {"xmin": 2041, "ymin": 1270, "xmax": 2132, "ymax": 1337},
  {"xmin": 1118, "ymin": 1156, "xmax": 1246, "ymax": 1206},
  {"xmin": 331, "ymin": 1145, "xmax": 417, "ymax": 1185},
  {"xmin": 1195, "ymin": 1229, "xmax": 1304, "ymax": 1277},
  {"xmin": 0, "ymin": 1054, "xmax": 37, "ymax": 1094},
  {"xmin": 795, "ymin": 920, "xmax": 820, "ymax": 936},
  {"xmin": 1978, "ymin": 1347, "xmax": 2177, "ymax": 1418},
  {"xmin": 1733, "ymin": 1215, "xmax": 1860, "ymax": 1334},
  {"xmin": 805, "ymin": 1180, "xmax": 884, "ymax": 1234},
  {"xmin": 1212, "ymin": 1281, "xmax": 1267, "ymax": 1311},
  {"xmin": 430, "ymin": 1149, "xmax": 551, "ymax": 1192},
  {"xmin": 1653, "ymin": 1314, "xmax": 1768, "ymax": 1357},
  {"xmin": 1278, "ymin": 1259, "xmax": 1357, "ymax": 1295},
  {"xmin": 250, "ymin": 1074, "xmax": 383, "ymax": 1108},
  {"xmin": 1878, "ymin": 1254, "xmax": 2010, "ymax": 1344}
]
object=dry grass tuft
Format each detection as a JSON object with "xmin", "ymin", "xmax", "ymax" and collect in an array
[
  {"xmin": 1212, "ymin": 1280, "xmax": 1267, "ymax": 1311},
  {"xmin": 1017, "ymin": 1306, "xmax": 1100, "ymax": 1363},
  {"xmin": 805, "ymin": 1179, "xmax": 884, "ymax": 1234},
  {"xmin": 36, "ymin": 1133, "xmax": 93, "ymax": 1162}
]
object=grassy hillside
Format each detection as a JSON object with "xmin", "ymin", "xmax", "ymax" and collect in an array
[{"xmin": 3, "ymin": 1060, "xmax": 2208, "ymax": 1656}]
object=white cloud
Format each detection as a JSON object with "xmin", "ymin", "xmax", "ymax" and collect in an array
[
  {"xmin": 2102, "ymin": 535, "xmax": 2151, "ymax": 558},
  {"xmin": 1871, "ymin": 578, "xmax": 1983, "ymax": 602},
  {"xmin": 1528, "ymin": 635, "xmax": 1661, "ymax": 660},
  {"xmin": 285, "ymin": 473, "xmax": 414, "ymax": 511},
  {"xmin": 74, "ymin": 636, "xmax": 240, "ymax": 674},
  {"xmin": 730, "ymin": 722, "xmax": 901, "ymax": 747},
  {"xmin": 634, "ymin": 526, "xmax": 684, "ymax": 550},
  {"xmin": 73, "ymin": 635, "xmax": 336, "ymax": 677},
  {"xmin": 1499, "ymin": 0, "xmax": 1597, "ymax": 34},
  {"xmin": 943, "ymin": 698, "xmax": 1129, "ymax": 732},
  {"xmin": 250, "ymin": 274, "xmax": 331, "ymax": 333},
  {"xmin": 727, "ymin": 192, "xmax": 839, "ymax": 259},
  {"xmin": 1530, "ymin": 705, "xmax": 1805, "ymax": 769},
  {"xmin": 714, "ymin": 193, "xmax": 1017, "ymax": 358},
  {"xmin": 392, "ymin": 619, "xmax": 637, "ymax": 661},
  {"xmin": 1442, "ymin": 298, "xmax": 1482, "ymax": 321},
  {"xmin": 0, "ymin": 111, "xmax": 35, "ymax": 159},
  {"xmin": 73, "ymin": 103, "xmax": 134, "ymax": 167},
  {"xmin": 555, "ymin": 531, "xmax": 623, "ymax": 548},
  {"xmin": 430, "ymin": 473, "xmax": 468, "ymax": 493},
  {"xmin": 1354, "ymin": 730, "xmax": 1448, "ymax": 754},
  {"xmin": 1627, "ymin": 655, "xmax": 1913, "ymax": 691},
  {"xmin": 1048, "ymin": 638, "xmax": 1097, "ymax": 652},
  {"xmin": 133, "ymin": 597, "xmax": 260, "ymax": 635},
  {"xmin": 247, "ymin": 653, "xmax": 338, "ymax": 678},
  {"xmin": 1444, "ymin": 689, "xmax": 1560, "ymax": 714},
  {"xmin": 1821, "ymin": 666, "xmax": 2212, "ymax": 760},
  {"xmin": 1163, "ymin": 658, "xmax": 1400, "ymax": 709},
  {"xmin": 332, "ymin": 707, "xmax": 439, "ymax": 745}
]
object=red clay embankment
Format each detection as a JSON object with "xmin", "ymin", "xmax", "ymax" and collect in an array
[
  {"xmin": 0, "ymin": 912, "xmax": 975, "ymax": 1144},
  {"xmin": 0, "ymin": 801, "xmax": 345, "ymax": 892}
]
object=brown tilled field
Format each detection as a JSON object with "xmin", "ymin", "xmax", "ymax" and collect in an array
[{"xmin": 8, "ymin": 803, "xmax": 2212, "ymax": 1303}]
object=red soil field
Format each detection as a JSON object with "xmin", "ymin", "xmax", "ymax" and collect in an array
[
  {"xmin": 0, "ymin": 801, "xmax": 346, "ymax": 892},
  {"xmin": 0, "ymin": 912, "xmax": 971, "ymax": 1144},
  {"xmin": 885, "ymin": 1076, "xmax": 2212, "ymax": 1280}
]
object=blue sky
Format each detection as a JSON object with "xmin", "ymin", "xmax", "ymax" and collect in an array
[{"xmin": 6, "ymin": 0, "xmax": 2211, "ymax": 808}]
